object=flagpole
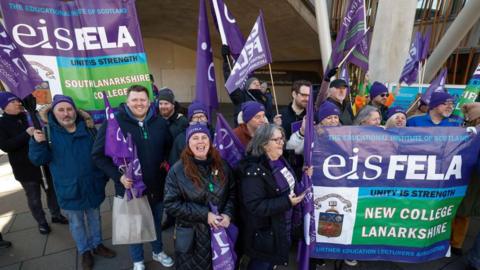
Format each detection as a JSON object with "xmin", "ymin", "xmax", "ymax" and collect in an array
[
  {"xmin": 212, "ymin": 0, "xmax": 227, "ymax": 45},
  {"xmin": 268, "ymin": 64, "xmax": 279, "ymax": 115},
  {"xmin": 417, "ymin": 62, "xmax": 422, "ymax": 94},
  {"xmin": 337, "ymin": 27, "xmax": 371, "ymax": 69}
]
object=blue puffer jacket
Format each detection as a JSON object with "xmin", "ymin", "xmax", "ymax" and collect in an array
[{"xmin": 28, "ymin": 112, "xmax": 107, "ymax": 211}]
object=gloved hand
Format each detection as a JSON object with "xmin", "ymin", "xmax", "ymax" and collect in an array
[
  {"xmin": 221, "ymin": 45, "xmax": 230, "ymax": 57},
  {"xmin": 325, "ymin": 67, "xmax": 338, "ymax": 82}
]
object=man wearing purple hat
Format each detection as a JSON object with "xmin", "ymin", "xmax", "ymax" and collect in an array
[
  {"xmin": 0, "ymin": 92, "xmax": 67, "ymax": 237},
  {"xmin": 287, "ymin": 101, "xmax": 340, "ymax": 155},
  {"xmin": 369, "ymin": 81, "xmax": 390, "ymax": 124},
  {"xmin": 407, "ymin": 91, "xmax": 460, "ymax": 127},
  {"xmin": 29, "ymin": 94, "xmax": 115, "ymax": 270},
  {"xmin": 233, "ymin": 101, "xmax": 267, "ymax": 147}
]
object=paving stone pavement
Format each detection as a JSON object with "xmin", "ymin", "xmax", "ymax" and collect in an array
[{"xmin": 0, "ymin": 152, "xmax": 478, "ymax": 270}]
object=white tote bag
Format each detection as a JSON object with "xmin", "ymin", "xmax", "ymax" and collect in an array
[{"xmin": 112, "ymin": 192, "xmax": 157, "ymax": 245}]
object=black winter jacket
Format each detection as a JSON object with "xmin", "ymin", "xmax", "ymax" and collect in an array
[
  {"xmin": 164, "ymin": 112, "xmax": 188, "ymax": 140},
  {"xmin": 92, "ymin": 104, "xmax": 172, "ymax": 204},
  {"xmin": 327, "ymin": 97, "xmax": 354, "ymax": 125},
  {"xmin": 0, "ymin": 113, "xmax": 44, "ymax": 183},
  {"xmin": 280, "ymin": 103, "xmax": 306, "ymax": 139},
  {"xmin": 240, "ymin": 155, "xmax": 293, "ymax": 266}
]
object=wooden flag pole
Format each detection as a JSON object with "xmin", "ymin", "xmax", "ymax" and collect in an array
[
  {"xmin": 268, "ymin": 64, "xmax": 279, "ymax": 115},
  {"xmin": 417, "ymin": 61, "xmax": 422, "ymax": 94},
  {"xmin": 226, "ymin": 55, "xmax": 233, "ymax": 71}
]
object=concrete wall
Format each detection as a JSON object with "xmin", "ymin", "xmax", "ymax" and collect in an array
[{"xmin": 144, "ymin": 37, "xmax": 323, "ymax": 106}]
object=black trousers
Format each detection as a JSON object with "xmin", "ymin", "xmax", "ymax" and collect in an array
[{"xmin": 20, "ymin": 178, "xmax": 60, "ymax": 225}]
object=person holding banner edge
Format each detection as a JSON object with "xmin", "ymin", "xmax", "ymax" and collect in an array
[{"xmin": 240, "ymin": 124, "xmax": 307, "ymax": 270}]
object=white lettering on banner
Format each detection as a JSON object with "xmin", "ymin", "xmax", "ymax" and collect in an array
[
  {"xmin": 229, "ymin": 21, "xmax": 263, "ymax": 76},
  {"xmin": 11, "ymin": 19, "xmax": 136, "ymax": 51},
  {"xmin": 212, "ymin": 232, "xmax": 230, "ymax": 260},
  {"xmin": 322, "ymin": 147, "xmax": 462, "ymax": 181}
]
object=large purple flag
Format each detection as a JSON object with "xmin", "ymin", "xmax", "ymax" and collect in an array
[
  {"xmin": 348, "ymin": 29, "xmax": 370, "ymax": 71},
  {"xmin": 296, "ymin": 84, "xmax": 316, "ymax": 270},
  {"xmin": 0, "ymin": 23, "xmax": 42, "ymax": 98},
  {"xmin": 210, "ymin": 0, "xmax": 245, "ymax": 58},
  {"xmin": 225, "ymin": 11, "xmax": 272, "ymax": 93},
  {"xmin": 421, "ymin": 67, "xmax": 447, "ymax": 105},
  {"xmin": 399, "ymin": 32, "xmax": 423, "ymax": 85},
  {"xmin": 195, "ymin": 0, "xmax": 219, "ymax": 114},
  {"xmin": 326, "ymin": 0, "xmax": 366, "ymax": 74},
  {"xmin": 213, "ymin": 113, "xmax": 245, "ymax": 168}
]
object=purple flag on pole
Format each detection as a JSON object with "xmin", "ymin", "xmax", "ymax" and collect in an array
[
  {"xmin": 348, "ymin": 30, "xmax": 370, "ymax": 71},
  {"xmin": 103, "ymin": 94, "xmax": 131, "ymax": 162},
  {"xmin": 195, "ymin": 0, "xmax": 219, "ymax": 115},
  {"xmin": 296, "ymin": 84, "xmax": 316, "ymax": 270},
  {"xmin": 213, "ymin": 113, "xmax": 245, "ymax": 168},
  {"xmin": 210, "ymin": 0, "xmax": 245, "ymax": 58},
  {"xmin": 210, "ymin": 203, "xmax": 237, "ymax": 270},
  {"xmin": 421, "ymin": 67, "xmax": 447, "ymax": 105},
  {"xmin": 421, "ymin": 28, "xmax": 432, "ymax": 61},
  {"xmin": 326, "ymin": 0, "xmax": 366, "ymax": 74},
  {"xmin": 225, "ymin": 11, "xmax": 272, "ymax": 93},
  {"xmin": 0, "ymin": 23, "xmax": 42, "ymax": 99},
  {"xmin": 125, "ymin": 135, "xmax": 147, "ymax": 200},
  {"xmin": 399, "ymin": 32, "xmax": 423, "ymax": 85}
]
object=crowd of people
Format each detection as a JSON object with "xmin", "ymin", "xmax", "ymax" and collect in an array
[{"xmin": 0, "ymin": 64, "xmax": 479, "ymax": 270}]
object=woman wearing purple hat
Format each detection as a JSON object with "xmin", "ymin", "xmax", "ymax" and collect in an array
[
  {"xmin": 164, "ymin": 123, "xmax": 235, "ymax": 270},
  {"xmin": 385, "ymin": 106, "xmax": 407, "ymax": 128}
]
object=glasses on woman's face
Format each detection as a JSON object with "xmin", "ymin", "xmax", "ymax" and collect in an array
[{"xmin": 269, "ymin": 136, "xmax": 285, "ymax": 144}]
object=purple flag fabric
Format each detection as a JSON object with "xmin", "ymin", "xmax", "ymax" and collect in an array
[
  {"xmin": 399, "ymin": 32, "xmax": 423, "ymax": 85},
  {"xmin": 225, "ymin": 11, "xmax": 272, "ymax": 93},
  {"xmin": 295, "ymin": 84, "xmax": 316, "ymax": 270},
  {"xmin": 213, "ymin": 113, "xmax": 245, "ymax": 168},
  {"xmin": 348, "ymin": 29, "xmax": 370, "ymax": 71},
  {"xmin": 421, "ymin": 28, "xmax": 432, "ymax": 61},
  {"xmin": 125, "ymin": 135, "xmax": 147, "ymax": 200},
  {"xmin": 326, "ymin": 0, "xmax": 366, "ymax": 75},
  {"xmin": 210, "ymin": 0, "xmax": 245, "ymax": 58},
  {"xmin": 103, "ymin": 94, "xmax": 131, "ymax": 162},
  {"xmin": 0, "ymin": 23, "xmax": 42, "ymax": 98},
  {"xmin": 339, "ymin": 65, "xmax": 350, "ymax": 91},
  {"xmin": 209, "ymin": 203, "xmax": 237, "ymax": 270},
  {"xmin": 195, "ymin": 0, "xmax": 219, "ymax": 115},
  {"xmin": 421, "ymin": 67, "xmax": 447, "ymax": 105}
]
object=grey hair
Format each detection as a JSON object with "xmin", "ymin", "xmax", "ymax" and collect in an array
[
  {"xmin": 246, "ymin": 124, "xmax": 284, "ymax": 157},
  {"xmin": 354, "ymin": 105, "xmax": 380, "ymax": 125}
]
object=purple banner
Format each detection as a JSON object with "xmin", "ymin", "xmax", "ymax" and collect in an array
[
  {"xmin": 310, "ymin": 126, "xmax": 480, "ymax": 262},
  {"xmin": 0, "ymin": 0, "xmax": 151, "ymax": 118},
  {"xmin": 399, "ymin": 32, "xmax": 423, "ymax": 85},
  {"xmin": 213, "ymin": 113, "xmax": 245, "ymax": 168},
  {"xmin": 225, "ymin": 11, "xmax": 272, "ymax": 93},
  {"xmin": 421, "ymin": 67, "xmax": 447, "ymax": 105},
  {"xmin": 0, "ymin": 22, "xmax": 42, "ymax": 98}
]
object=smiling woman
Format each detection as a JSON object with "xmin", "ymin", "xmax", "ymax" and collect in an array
[{"xmin": 163, "ymin": 123, "xmax": 236, "ymax": 270}]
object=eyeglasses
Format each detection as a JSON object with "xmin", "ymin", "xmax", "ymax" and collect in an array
[
  {"xmin": 189, "ymin": 121, "xmax": 208, "ymax": 126},
  {"xmin": 380, "ymin": 93, "xmax": 390, "ymax": 98},
  {"xmin": 270, "ymin": 136, "xmax": 285, "ymax": 144}
]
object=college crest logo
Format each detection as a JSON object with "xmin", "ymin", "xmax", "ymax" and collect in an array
[{"xmin": 314, "ymin": 194, "xmax": 352, "ymax": 238}]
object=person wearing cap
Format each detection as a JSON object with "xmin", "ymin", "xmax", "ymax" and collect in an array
[
  {"xmin": 407, "ymin": 91, "xmax": 460, "ymax": 127},
  {"xmin": 385, "ymin": 106, "xmax": 407, "ymax": 128},
  {"xmin": 157, "ymin": 88, "xmax": 188, "ymax": 140},
  {"xmin": 168, "ymin": 101, "xmax": 215, "ymax": 166},
  {"xmin": 368, "ymin": 81, "xmax": 390, "ymax": 124},
  {"xmin": 325, "ymin": 78, "xmax": 355, "ymax": 125},
  {"xmin": 233, "ymin": 101, "xmax": 268, "ymax": 147},
  {"xmin": 280, "ymin": 80, "xmax": 311, "ymax": 139},
  {"xmin": 286, "ymin": 101, "xmax": 341, "ymax": 155},
  {"xmin": 0, "ymin": 92, "xmax": 67, "ymax": 236},
  {"xmin": 29, "ymin": 94, "xmax": 115, "ymax": 270},
  {"xmin": 92, "ymin": 85, "xmax": 174, "ymax": 270},
  {"xmin": 164, "ymin": 123, "xmax": 235, "ymax": 270}
]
